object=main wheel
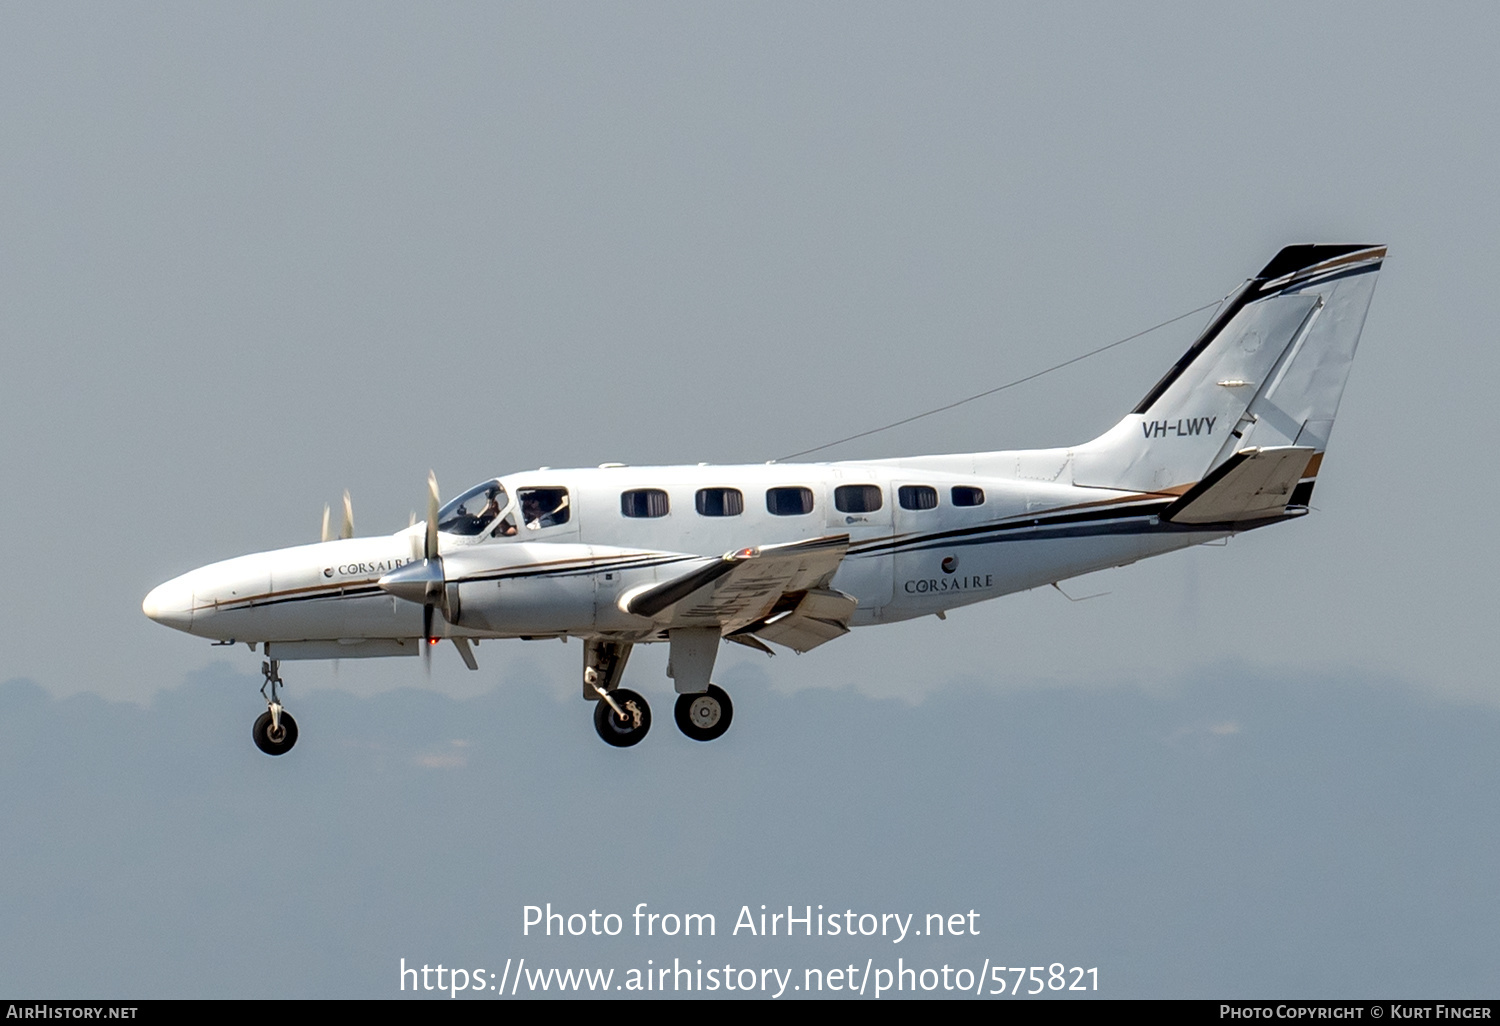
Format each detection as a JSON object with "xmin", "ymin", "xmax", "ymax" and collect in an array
[
  {"xmin": 594, "ymin": 688, "xmax": 651, "ymax": 748},
  {"xmin": 253, "ymin": 709, "xmax": 299, "ymax": 756},
  {"xmin": 674, "ymin": 684, "xmax": 733, "ymax": 742}
]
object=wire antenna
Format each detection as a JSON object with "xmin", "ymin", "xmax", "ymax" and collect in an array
[{"xmin": 776, "ymin": 298, "xmax": 1225, "ymax": 461}]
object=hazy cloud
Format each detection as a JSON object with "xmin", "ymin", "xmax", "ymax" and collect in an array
[{"xmin": 3, "ymin": 663, "xmax": 1496, "ymax": 997}]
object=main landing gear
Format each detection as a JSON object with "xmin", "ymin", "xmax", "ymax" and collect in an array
[
  {"xmin": 582, "ymin": 639, "xmax": 735, "ymax": 747},
  {"xmin": 588, "ymin": 685, "xmax": 735, "ymax": 746},
  {"xmin": 674, "ymin": 685, "xmax": 733, "ymax": 742},
  {"xmin": 593, "ymin": 687, "xmax": 652, "ymax": 748},
  {"xmin": 253, "ymin": 659, "xmax": 298, "ymax": 756}
]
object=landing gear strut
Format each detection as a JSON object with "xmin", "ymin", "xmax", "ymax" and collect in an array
[
  {"xmin": 253, "ymin": 659, "xmax": 298, "ymax": 756},
  {"xmin": 584, "ymin": 640, "xmax": 650, "ymax": 747},
  {"xmin": 674, "ymin": 684, "xmax": 733, "ymax": 742}
]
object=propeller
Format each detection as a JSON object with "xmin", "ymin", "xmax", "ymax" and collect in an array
[
  {"xmin": 321, "ymin": 491, "xmax": 356, "ymax": 542},
  {"xmin": 379, "ymin": 471, "xmax": 453, "ymax": 674},
  {"xmin": 426, "ymin": 472, "xmax": 440, "ymax": 563},
  {"xmin": 422, "ymin": 472, "xmax": 440, "ymax": 672}
]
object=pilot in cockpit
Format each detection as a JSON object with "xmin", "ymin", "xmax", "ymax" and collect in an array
[{"xmin": 440, "ymin": 480, "xmax": 513, "ymax": 537}]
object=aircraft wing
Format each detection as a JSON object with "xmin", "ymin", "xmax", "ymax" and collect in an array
[{"xmin": 621, "ymin": 534, "xmax": 856, "ymax": 651}]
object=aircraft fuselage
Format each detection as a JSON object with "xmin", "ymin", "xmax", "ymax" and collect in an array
[{"xmin": 145, "ymin": 456, "xmax": 1232, "ymax": 657}]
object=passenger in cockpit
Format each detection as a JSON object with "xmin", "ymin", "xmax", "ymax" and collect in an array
[{"xmin": 519, "ymin": 487, "xmax": 569, "ymax": 530}]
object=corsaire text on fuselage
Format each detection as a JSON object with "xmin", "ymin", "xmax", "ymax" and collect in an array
[
  {"xmin": 1142, "ymin": 416, "xmax": 1216, "ymax": 438},
  {"xmin": 903, "ymin": 574, "xmax": 995, "ymax": 594},
  {"xmin": 325, "ymin": 558, "xmax": 412, "ymax": 579}
]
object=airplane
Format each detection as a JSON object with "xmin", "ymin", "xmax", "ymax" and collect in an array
[{"xmin": 143, "ymin": 244, "xmax": 1384, "ymax": 753}]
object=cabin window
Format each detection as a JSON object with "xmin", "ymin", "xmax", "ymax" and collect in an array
[
  {"xmin": 766, "ymin": 486, "xmax": 815, "ymax": 516},
  {"xmin": 951, "ymin": 486, "xmax": 985, "ymax": 507},
  {"xmin": 835, "ymin": 484, "xmax": 883, "ymax": 513},
  {"xmin": 621, "ymin": 488, "xmax": 670, "ymax": 518},
  {"xmin": 518, "ymin": 487, "xmax": 570, "ymax": 530},
  {"xmin": 696, "ymin": 488, "xmax": 744, "ymax": 517},
  {"xmin": 898, "ymin": 485, "xmax": 938, "ymax": 511}
]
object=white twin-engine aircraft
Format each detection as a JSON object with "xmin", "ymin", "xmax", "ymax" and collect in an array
[{"xmin": 144, "ymin": 244, "xmax": 1384, "ymax": 753}]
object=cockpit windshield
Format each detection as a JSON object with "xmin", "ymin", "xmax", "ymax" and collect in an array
[{"xmin": 438, "ymin": 479, "xmax": 508, "ymax": 536}]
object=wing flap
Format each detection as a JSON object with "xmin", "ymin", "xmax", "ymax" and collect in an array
[
  {"xmin": 1163, "ymin": 446, "xmax": 1316, "ymax": 524},
  {"xmin": 621, "ymin": 535, "xmax": 851, "ymax": 633},
  {"xmin": 747, "ymin": 588, "xmax": 859, "ymax": 653}
]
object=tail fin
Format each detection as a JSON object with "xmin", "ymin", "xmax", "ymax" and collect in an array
[{"xmin": 1072, "ymin": 244, "xmax": 1385, "ymax": 495}]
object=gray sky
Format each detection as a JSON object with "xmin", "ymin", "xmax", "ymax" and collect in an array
[{"xmin": 2, "ymin": 1, "xmax": 1498, "ymax": 998}]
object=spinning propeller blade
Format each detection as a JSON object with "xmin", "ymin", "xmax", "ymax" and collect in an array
[
  {"xmin": 379, "ymin": 471, "xmax": 465, "ymax": 675},
  {"xmin": 422, "ymin": 604, "xmax": 435, "ymax": 675},
  {"xmin": 426, "ymin": 472, "xmax": 440, "ymax": 560},
  {"xmin": 423, "ymin": 472, "xmax": 442, "ymax": 673}
]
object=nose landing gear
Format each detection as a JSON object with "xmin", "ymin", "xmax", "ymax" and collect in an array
[{"xmin": 253, "ymin": 659, "xmax": 299, "ymax": 756}]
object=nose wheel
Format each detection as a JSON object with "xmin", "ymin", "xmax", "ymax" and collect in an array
[
  {"xmin": 254, "ymin": 659, "xmax": 299, "ymax": 756},
  {"xmin": 674, "ymin": 684, "xmax": 733, "ymax": 742},
  {"xmin": 593, "ymin": 687, "xmax": 651, "ymax": 747}
]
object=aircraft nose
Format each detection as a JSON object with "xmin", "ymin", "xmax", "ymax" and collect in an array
[{"xmin": 142, "ymin": 577, "xmax": 194, "ymax": 631}]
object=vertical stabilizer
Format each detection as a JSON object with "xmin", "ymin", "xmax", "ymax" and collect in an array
[{"xmin": 1071, "ymin": 245, "xmax": 1384, "ymax": 494}]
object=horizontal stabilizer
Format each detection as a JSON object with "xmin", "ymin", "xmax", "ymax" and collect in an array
[{"xmin": 1163, "ymin": 446, "xmax": 1315, "ymax": 524}]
